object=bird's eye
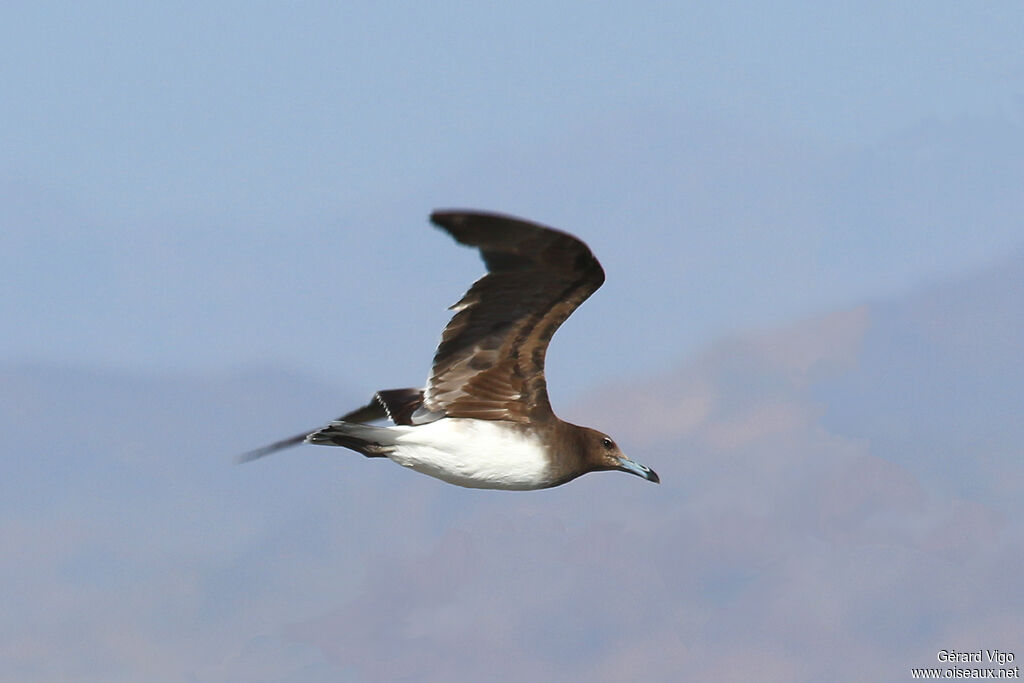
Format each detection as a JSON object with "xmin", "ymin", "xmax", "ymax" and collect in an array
[{"xmin": 601, "ymin": 437, "xmax": 614, "ymax": 449}]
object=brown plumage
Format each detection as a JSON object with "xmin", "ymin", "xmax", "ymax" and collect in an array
[
  {"xmin": 417, "ymin": 210, "xmax": 606, "ymax": 424},
  {"xmin": 239, "ymin": 210, "xmax": 658, "ymax": 489}
]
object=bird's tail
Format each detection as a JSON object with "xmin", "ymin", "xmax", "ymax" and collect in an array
[
  {"xmin": 237, "ymin": 387, "xmax": 423, "ymax": 464},
  {"xmin": 306, "ymin": 422, "xmax": 398, "ymax": 458},
  {"xmin": 236, "ymin": 422, "xmax": 396, "ymax": 463},
  {"xmin": 237, "ymin": 432, "xmax": 311, "ymax": 463}
]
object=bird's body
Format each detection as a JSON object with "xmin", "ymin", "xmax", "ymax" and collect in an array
[
  {"xmin": 241, "ymin": 210, "xmax": 659, "ymax": 489},
  {"xmin": 329, "ymin": 418, "xmax": 551, "ymax": 490}
]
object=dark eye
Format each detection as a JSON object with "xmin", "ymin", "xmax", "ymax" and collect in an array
[{"xmin": 601, "ymin": 437, "xmax": 614, "ymax": 449}]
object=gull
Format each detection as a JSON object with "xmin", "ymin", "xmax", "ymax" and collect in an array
[{"xmin": 240, "ymin": 210, "xmax": 659, "ymax": 490}]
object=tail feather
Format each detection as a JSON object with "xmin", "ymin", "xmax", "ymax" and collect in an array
[
  {"xmin": 237, "ymin": 388, "xmax": 422, "ymax": 463},
  {"xmin": 236, "ymin": 431, "xmax": 310, "ymax": 463},
  {"xmin": 306, "ymin": 422, "xmax": 396, "ymax": 458}
]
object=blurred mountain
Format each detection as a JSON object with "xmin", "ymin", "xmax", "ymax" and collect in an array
[
  {"xmin": 574, "ymin": 250, "xmax": 1024, "ymax": 511},
  {"xmin": 2, "ymin": 253, "xmax": 1022, "ymax": 682}
]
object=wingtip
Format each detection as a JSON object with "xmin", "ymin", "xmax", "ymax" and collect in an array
[
  {"xmin": 429, "ymin": 209, "xmax": 453, "ymax": 222},
  {"xmin": 430, "ymin": 209, "xmax": 521, "ymax": 228},
  {"xmin": 429, "ymin": 209, "xmax": 474, "ymax": 229}
]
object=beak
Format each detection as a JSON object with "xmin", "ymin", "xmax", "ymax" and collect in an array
[{"xmin": 617, "ymin": 456, "xmax": 660, "ymax": 484}]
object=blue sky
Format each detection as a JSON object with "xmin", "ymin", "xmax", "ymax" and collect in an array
[
  {"xmin": 3, "ymin": 1, "xmax": 1023, "ymax": 396},
  {"xmin": 3, "ymin": 3, "xmax": 1024, "ymax": 680}
]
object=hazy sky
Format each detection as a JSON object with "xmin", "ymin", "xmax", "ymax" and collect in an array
[
  {"xmin": 3, "ymin": 1, "xmax": 1023, "ymax": 397},
  {"xmin": 3, "ymin": 3, "xmax": 1024, "ymax": 681}
]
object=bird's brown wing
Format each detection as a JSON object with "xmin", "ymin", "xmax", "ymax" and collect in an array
[{"xmin": 417, "ymin": 210, "xmax": 605, "ymax": 424}]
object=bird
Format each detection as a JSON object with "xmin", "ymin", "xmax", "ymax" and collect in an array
[{"xmin": 240, "ymin": 210, "xmax": 659, "ymax": 490}]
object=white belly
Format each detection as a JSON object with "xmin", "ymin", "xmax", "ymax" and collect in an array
[{"xmin": 386, "ymin": 418, "xmax": 552, "ymax": 490}]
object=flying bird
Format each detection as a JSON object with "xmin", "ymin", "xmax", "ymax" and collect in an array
[{"xmin": 240, "ymin": 210, "xmax": 659, "ymax": 490}]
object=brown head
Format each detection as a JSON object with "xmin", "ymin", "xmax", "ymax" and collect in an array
[{"xmin": 564, "ymin": 424, "xmax": 659, "ymax": 485}]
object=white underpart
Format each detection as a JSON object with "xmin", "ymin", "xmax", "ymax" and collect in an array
[{"xmin": 383, "ymin": 418, "xmax": 551, "ymax": 490}]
